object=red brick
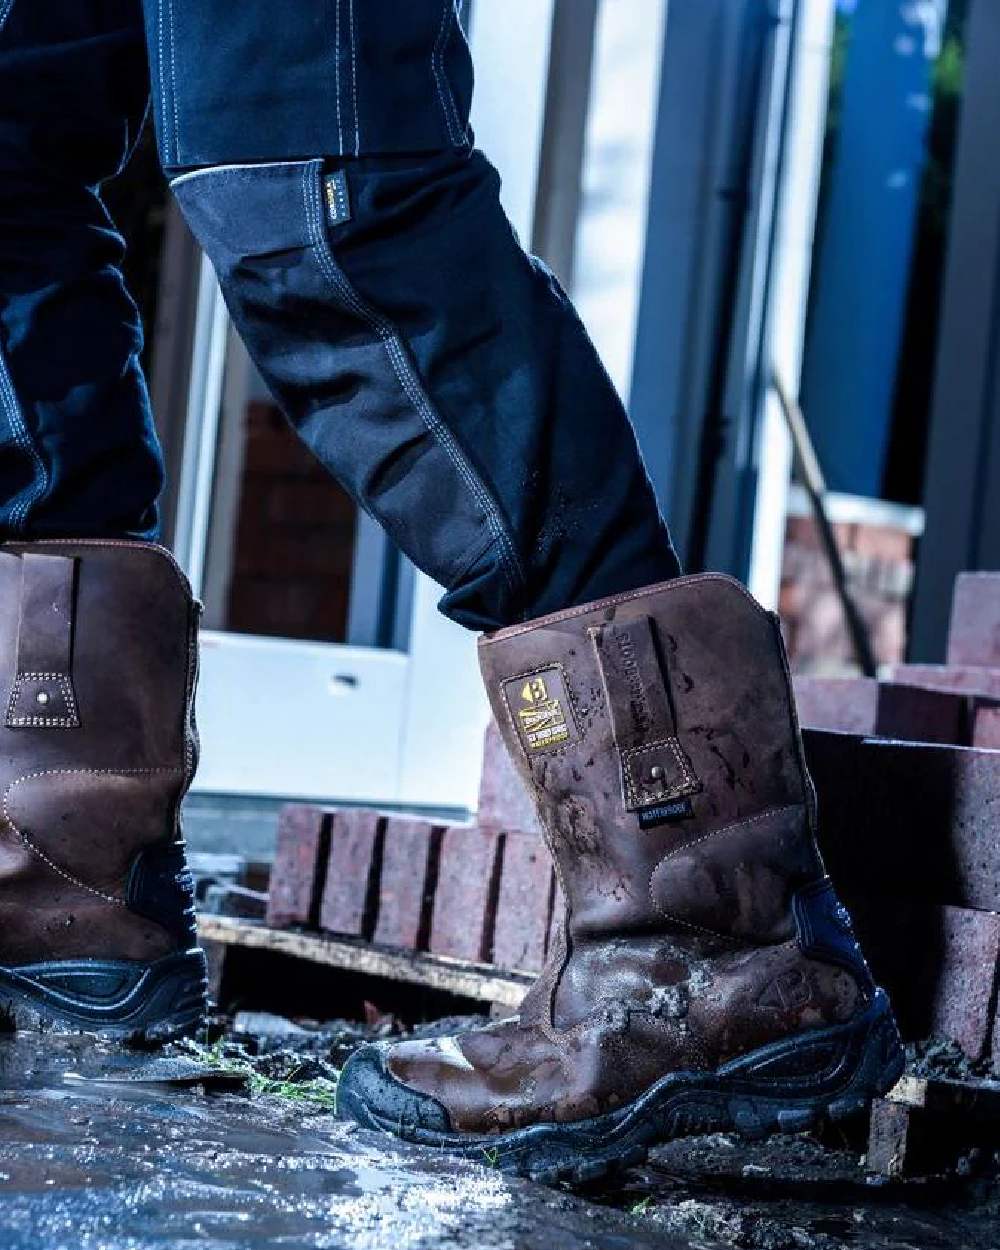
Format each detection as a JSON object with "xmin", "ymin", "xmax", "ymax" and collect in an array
[
  {"xmin": 492, "ymin": 831, "xmax": 554, "ymax": 973},
  {"xmin": 266, "ymin": 805, "xmax": 330, "ymax": 929},
  {"xmin": 888, "ymin": 663, "xmax": 1000, "ymax": 699},
  {"xmin": 934, "ymin": 908, "xmax": 1000, "ymax": 1059},
  {"xmin": 793, "ymin": 676, "xmax": 879, "ymax": 735},
  {"xmin": 319, "ymin": 810, "xmax": 384, "ymax": 938},
  {"xmin": 227, "ymin": 576, "xmax": 349, "ymax": 641},
  {"xmin": 875, "ymin": 684, "xmax": 969, "ymax": 744},
  {"xmin": 851, "ymin": 524, "xmax": 913, "ymax": 563},
  {"xmin": 373, "ymin": 818, "xmax": 443, "ymax": 951},
  {"xmin": 429, "ymin": 826, "xmax": 504, "ymax": 963},
  {"xmin": 947, "ymin": 572, "xmax": 1000, "ymax": 668},
  {"xmin": 996, "ymin": 1007, "xmax": 1000, "ymax": 1072},
  {"xmin": 264, "ymin": 479, "xmax": 350, "ymax": 528},
  {"xmin": 235, "ymin": 530, "xmax": 355, "ymax": 580},
  {"xmin": 848, "ymin": 898, "xmax": 1000, "ymax": 1059},
  {"xmin": 804, "ymin": 730, "xmax": 1000, "ymax": 911},
  {"xmin": 793, "ymin": 677, "xmax": 968, "ymax": 745},
  {"xmin": 973, "ymin": 707, "xmax": 1000, "ymax": 750},
  {"xmin": 478, "ymin": 720, "xmax": 541, "ymax": 834},
  {"xmin": 242, "ymin": 401, "xmax": 323, "ymax": 477}
]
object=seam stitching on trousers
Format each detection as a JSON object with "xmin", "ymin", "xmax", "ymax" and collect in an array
[
  {"xmin": 432, "ymin": 1, "xmax": 461, "ymax": 145},
  {"xmin": 0, "ymin": 340, "xmax": 47, "ymax": 532},
  {"xmin": 156, "ymin": 0, "xmax": 167, "ymax": 155},
  {"xmin": 303, "ymin": 167, "xmax": 519, "ymax": 596},
  {"xmin": 167, "ymin": 0, "xmax": 180, "ymax": 164},
  {"xmin": 348, "ymin": 0, "xmax": 360, "ymax": 156},
  {"xmin": 301, "ymin": 164, "xmax": 524, "ymax": 600},
  {"xmin": 441, "ymin": 0, "xmax": 468, "ymax": 143},
  {"xmin": 334, "ymin": 0, "xmax": 345, "ymax": 156}
]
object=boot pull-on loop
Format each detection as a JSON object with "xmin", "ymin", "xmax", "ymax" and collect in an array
[
  {"xmin": 6, "ymin": 553, "xmax": 80, "ymax": 729},
  {"xmin": 589, "ymin": 615, "xmax": 700, "ymax": 824}
]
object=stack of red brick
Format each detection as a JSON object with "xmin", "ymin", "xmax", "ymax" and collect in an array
[
  {"xmin": 266, "ymin": 786, "xmax": 558, "ymax": 975},
  {"xmin": 795, "ymin": 571, "xmax": 1000, "ymax": 1069}
]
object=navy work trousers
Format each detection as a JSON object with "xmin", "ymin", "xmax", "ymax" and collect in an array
[{"xmin": 0, "ymin": 1, "xmax": 678, "ymax": 628}]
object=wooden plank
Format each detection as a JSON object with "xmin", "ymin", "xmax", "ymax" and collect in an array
[
  {"xmin": 868, "ymin": 1074, "xmax": 1000, "ymax": 1177},
  {"xmin": 197, "ymin": 916, "xmax": 532, "ymax": 1009},
  {"xmin": 867, "ymin": 1098, "xmax": 916, "ymax": 1177},
  {"xmin": 886, "ymin": 1073, "xmax": 1000, "ymax": 1120}
]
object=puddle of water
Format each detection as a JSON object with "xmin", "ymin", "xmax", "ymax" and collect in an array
[{"xmin": 0, "ymin": 1034, "xmax": 693, "ymax": 1250}]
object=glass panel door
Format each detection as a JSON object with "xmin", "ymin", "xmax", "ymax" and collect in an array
[{"xmin": 171, "ymin": 263, "xmax": 420, "ymax": 804}]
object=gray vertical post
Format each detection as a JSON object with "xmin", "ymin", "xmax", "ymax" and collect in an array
[
  {"xmin": 697, "ymin": 0, "xmax": 796, "ymax": 579},
  {"xmin": 909, "ymin": 0, "xmax": 1000, "ymax": 660},
  {"xmin": 530, "ymin": 0, "xmax": 599, "ymax": 287},
  {"xmin": 627, "ymin": 0, "xmax": 784, "ymax": 570},
  {"xmin": 148, "ymin": 203, "xmax": 202, "ymax": 547}
]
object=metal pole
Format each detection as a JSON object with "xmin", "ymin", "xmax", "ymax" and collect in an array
[{"xmin": 772, "ymin": 371, "xmax": 878, "ymax": 677}]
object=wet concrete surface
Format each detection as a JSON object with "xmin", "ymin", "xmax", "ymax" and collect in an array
[
  {"xmin": 2, "ymin": 1027, "xmax": 999, "ymax": 1250},
  {"xmin": 599, "ymin": 1132, "xmax": 1000, "ymax": 1250},
  {"xmin": 0, "ymin": 1034, "xmax": 699, "ymax": 1250}
]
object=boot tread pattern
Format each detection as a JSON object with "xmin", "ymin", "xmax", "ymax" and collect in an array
[{"xmin": 0, "ymin": 949, "xmax": 208, "ymax": 1043}]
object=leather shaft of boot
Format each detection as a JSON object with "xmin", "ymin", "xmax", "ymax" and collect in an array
[
  {"xmin": 478, "ymin": 573, "xmax": 825, "ymax": 953},
  {"xmin": 380, "ymin": 577, "xmax": 865, "ymax": 1134},
  {"xmin": 0, "ymin": 540, "xmax": 199, "ymax": 964}
]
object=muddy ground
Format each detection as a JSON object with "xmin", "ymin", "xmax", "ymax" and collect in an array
[{"xmin": 0, "ymin": 1013, "xmax": 998, "ymax": 1250}]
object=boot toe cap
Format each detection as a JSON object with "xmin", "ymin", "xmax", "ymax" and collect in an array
[{"xmin": 337, "ymin": 1043, "xmax": 453, "ymax": 1136}]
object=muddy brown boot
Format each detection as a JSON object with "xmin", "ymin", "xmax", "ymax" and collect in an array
[
  {"xmin": 0, "ymin": 540, "xmax": 207, "ymax": 1040},
  {"xmin": 338, "ymin": 574, "xmax": 903, "ymax": 1181}
]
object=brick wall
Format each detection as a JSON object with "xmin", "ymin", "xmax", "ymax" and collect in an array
[
  {"xmin": 780, "ymin": 514, "xmax": 915, "ymax": 673},
  {"xmin": 226, "ymin": 401, "xmax": 357, "ymax": 643}
]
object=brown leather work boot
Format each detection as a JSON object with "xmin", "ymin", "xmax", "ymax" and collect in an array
[
  {"xmin": 338, "ymin": 575, "xmax": 903, "ymax": 1181},
  {"xmin": 0, "ymin": 540, "xmax": 207, "ymax": 1040}
]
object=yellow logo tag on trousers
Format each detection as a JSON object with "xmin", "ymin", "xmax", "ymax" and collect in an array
[{"xmin": 502, "ymin": 666, "xmax": 579, "ymax": 755}]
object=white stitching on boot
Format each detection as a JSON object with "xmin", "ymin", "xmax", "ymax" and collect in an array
[{"xmin": 1, "ymin": 767, "xmax": 183, "ymax": 907}]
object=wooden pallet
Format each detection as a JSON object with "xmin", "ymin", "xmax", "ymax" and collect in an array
[
  {"xmin": 867, "ymin": 1074, "xmax": 1000, "ymax": 1176},
  {"xmin": 198, "ymin": 915, "xmax": 533, "ymax": 1010}
]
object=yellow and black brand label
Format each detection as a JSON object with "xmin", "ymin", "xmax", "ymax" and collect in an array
[{"xmin": 502, "ymin": 666, "xmax": 580, "ymax": 755}]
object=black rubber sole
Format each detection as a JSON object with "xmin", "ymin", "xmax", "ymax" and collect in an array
[
  {"xmin": 0, "ymin": 948, "xmax": 208, "ymax": 1043},
  {"xmin": 337, "ymin": 989, "xmax": 905, "ymax": 1184}
]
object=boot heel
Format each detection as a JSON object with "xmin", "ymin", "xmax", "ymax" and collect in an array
[
  {"xmin": 719, "ymin": 988, "xmax": 905, "ymax": 1140},
  {"xmin": 0, "ymin": 948, "xmax": 208, "ymax": 1042}
]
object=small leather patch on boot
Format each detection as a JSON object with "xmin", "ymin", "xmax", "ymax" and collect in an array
[
  {"xmin": 636, "ymin": 797, "xmax": 694, "ymax": 829},
  {"xmin": 501, "ymin": 665, "xmax": 580, "ymax": 755},
  {"xmin": 5, "ymin": 554, "xmax": 80, "ymax": 730},
  {"xmin": 590, "ymin": 616, "xmax": 701, "ymax": 815},
  {"xmin": 6, "ymin": 673, "xmax": 79, "ymax": 728}
]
